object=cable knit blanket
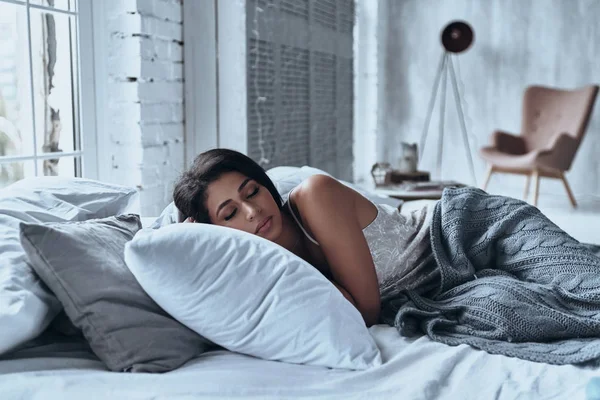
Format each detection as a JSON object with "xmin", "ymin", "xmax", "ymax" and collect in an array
[{"xmin": 387, "ymin": 187, "xmax": 600, "ymax": 365}]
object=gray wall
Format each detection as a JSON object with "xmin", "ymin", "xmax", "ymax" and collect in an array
[{"xmin": 381, "ymin": 0, "xmax": 600, "ymax": 200}]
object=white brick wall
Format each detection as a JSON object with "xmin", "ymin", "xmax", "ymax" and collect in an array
[{"xmin": 104, "ymin": 0, "xmax": 184, "ymax": 216}]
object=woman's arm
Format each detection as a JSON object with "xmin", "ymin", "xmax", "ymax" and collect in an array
[
  {"xmin": 332, "ymin": 281, "xmax": 356, "ymax": 306},
  {"xmin": 292, "ymin": 175, "xmax": 381, "ymax": 326}
]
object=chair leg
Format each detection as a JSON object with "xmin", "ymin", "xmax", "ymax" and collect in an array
[
  {"xmin": 481, "ymin": 166, "xmax": 494, "ymax": 191},
  {"xmin": 523, "ymin": 173, "xmax": 531, "ymax": 201},
  {"xmin": 532, "ymin": 169, "xmax": 540, "ymax": 207},
  {"xmin": 560, "ymin": 173, "xmax": 578, "ymax": 207}
]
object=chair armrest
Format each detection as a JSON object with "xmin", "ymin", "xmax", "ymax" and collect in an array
[
  {"xmin": 544, "ymin": 133, "xmax": 579, "ymax": 152},
  {"xmin": 492, "ymin": 130, "xmax": 526, "ymax": 154},
  {"xmin": 537, "ymin": 133, "xmax": 579, "ymax": 171}
]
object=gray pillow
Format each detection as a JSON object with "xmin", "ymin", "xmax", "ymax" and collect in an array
[
  {"xmin": 0, "ymin": 177, "xmax": 139, "ymax": 356},
  {"xmin": 19, "ymin": 214, "xmax": 211, "ymax": 373}
]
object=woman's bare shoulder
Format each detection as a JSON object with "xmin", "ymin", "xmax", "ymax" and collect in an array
[
  {"xmin": 295, "ymin": 174, "xmax": 338, "ymax": 194},
  {"xmin": 292, "ymin": 174, "xmax": 376, "ymax": 227},
  {"xmin": 293, "ymin": 174, "xmax": 350, "ymax": 205}
]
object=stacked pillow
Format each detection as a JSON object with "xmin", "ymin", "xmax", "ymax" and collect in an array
[
  {"xmin": 0, "ymin": 177, "xmax": 138, "ymax": 355},
  {"xmin": 19, "ymin": 214, "xmax": 211, "ymax": 372},
  {"xmin": 10, "ymin": 169, "xmax": 384, "ymax": 372},
  {"xmin": 125, "ymin": 223, "xmax": 382, "ymax": 370},
  {"xmin": 135, "ymin": 165, "xmax": 388, "ymax": 370}
]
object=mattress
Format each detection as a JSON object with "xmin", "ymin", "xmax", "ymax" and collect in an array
[{"xmin": 1, "ymin": 325, "xmax": 597, "ymax": 400}]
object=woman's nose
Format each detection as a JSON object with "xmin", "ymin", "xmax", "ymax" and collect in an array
[{"xmin": 244, "ymin": 203, "xmax": 261, "ymax": 220}]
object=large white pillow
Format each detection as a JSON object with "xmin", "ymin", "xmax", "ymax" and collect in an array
[
  {"xmin": 124, "ymin": 223, "xmax": 382, "ymax": 370},
  {"xmin": 0, "ymin": 177, "xmax": 139, "ymax": 355}
]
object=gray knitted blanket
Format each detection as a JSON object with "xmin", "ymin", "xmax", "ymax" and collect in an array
[{"xmin": 387, "ymin": 187, "xmax": 600, "ymax": 365}]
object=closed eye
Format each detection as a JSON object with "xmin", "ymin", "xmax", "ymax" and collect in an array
[
  {"xmin": 248, "ymin": 187, "xmax": 259, "ymax": 198},
  {"xmin": 224, "ymin": 186, "xmax": 258, "ymax": 221},
  {"xmin": 224, "ymin": 209, "xmax": 237, "ymax": 221}
]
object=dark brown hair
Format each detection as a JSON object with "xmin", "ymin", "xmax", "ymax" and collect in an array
[{"xmin": 173, "ymin": 148, "xmax": 283, "ymax": 223}]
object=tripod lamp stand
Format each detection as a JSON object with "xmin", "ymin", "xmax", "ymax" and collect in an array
[{"xmin": 419, "ymin": 21, "xmax": 477, "ymax": 185}]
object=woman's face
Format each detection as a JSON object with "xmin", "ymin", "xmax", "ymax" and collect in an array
[{"xmin": 205, "ymin": 171, "xmax": 283, "ymax": 242}]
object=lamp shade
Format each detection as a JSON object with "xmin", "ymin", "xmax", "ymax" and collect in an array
[{"xmin": 441, "ymin": 21, "xmax": 474, "ymax": 53}]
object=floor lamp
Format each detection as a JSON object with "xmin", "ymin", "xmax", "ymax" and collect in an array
[{"xmin": 419, "ymin": 21, "xmax": 477, "ymax": 185}]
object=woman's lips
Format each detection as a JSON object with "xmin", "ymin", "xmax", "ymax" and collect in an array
[{"xmin": 256, "ymin": 216, "xmax": 272, "ymax": 234}]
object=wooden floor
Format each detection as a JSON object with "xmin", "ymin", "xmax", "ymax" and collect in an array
[{"xmin": 535, "ymin": 195, "xmax": 600, "ymax": 244}]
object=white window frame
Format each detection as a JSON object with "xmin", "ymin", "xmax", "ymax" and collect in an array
[
  {"xmin": 77, "ymin": 0, "xmax": 98, "ymax": 179},
  {"xmin": 0, "ymin": 0, "xmax": 98, "ymax": 181},
  {"xmin": 182, "ymin": 0, "xmax": 247, "ymax": 167}
]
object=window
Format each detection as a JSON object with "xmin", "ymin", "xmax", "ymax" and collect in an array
[{"xmin": 0, "ymin": 0, "xmax": 93, "ymax": 188}]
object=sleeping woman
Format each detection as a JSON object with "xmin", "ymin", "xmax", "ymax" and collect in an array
[{"xmin": 173, "ymin": 148, "xmax": 600, "ymax": 366}]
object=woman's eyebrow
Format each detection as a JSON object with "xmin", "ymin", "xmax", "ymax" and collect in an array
[
  {"xmin": 237, "ymin": 178, "xmax": 252, "ymax": 193},
  {"xmin": 216, "ymin": 199, "xmax": 232, "ymax": 215}
]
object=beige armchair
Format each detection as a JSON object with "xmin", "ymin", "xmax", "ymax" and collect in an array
[{"xmin": 479, "ymin": 84, "xmax": 599, "ymax": 207}]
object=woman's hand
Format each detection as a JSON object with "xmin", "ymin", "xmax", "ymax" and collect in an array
[{"xmin": 183, "ymin": 217, "xmax": 195, "ymax": 223}]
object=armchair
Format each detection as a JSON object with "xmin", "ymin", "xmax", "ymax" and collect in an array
[{"xmin": 479, "ymin": 85, "xmax": 599, "ymax": 207}]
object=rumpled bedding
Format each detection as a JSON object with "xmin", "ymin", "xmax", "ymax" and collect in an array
[{"xmin": 385, "ymin": 187, "xmax": 600, "ymax": 365}]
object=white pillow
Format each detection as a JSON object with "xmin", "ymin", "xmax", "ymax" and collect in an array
[
  {"xmin": 0, "ymin": 177, "xmax": 139, "ymax": 355},
  {"xmin": 124, "ymin": 223, "xmax": 382, "ymax": 370},
  {"xmin": 150, "ymin": 201, "xmax": 180, "ymax": 228}
]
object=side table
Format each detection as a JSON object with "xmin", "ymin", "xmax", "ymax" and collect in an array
[{"xmin": 372, "ymin": 181, "xmax": 467, "ymax": 201}]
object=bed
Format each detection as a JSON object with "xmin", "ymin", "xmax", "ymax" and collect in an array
[
  {"xmin": 2, "ymin": 174, "xmax": 599, "ymax": 400},
  {"xmin": 1, "ymin": 323, "xmax": 596, "ymax": 400},
  {"xmin": 2, "ymin": 216, "xmax": 599, "ymax": 400}
]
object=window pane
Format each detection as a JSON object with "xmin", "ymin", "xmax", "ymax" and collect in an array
[
  {"xmin": 30, "ymin": 8, "xmax": 79, "ymax": 156},
  {"xmin": 0, "ymin": 2, "xmax": 35, "ymax": 159},
  {"xmin": 30, "ymin": 0, "xmax": 75, "ymax": 12},
  {"xmin": 0, "ymin": 160, "xmax": 35, "ymax": 189},
  {"xmin": 38, "ymin": 155, "xmax": 79, "ymax": 178}
]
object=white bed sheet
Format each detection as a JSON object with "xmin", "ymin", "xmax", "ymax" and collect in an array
[{"xmin": 1, "ymin": 325, "xmax": 597, "ymax": 400}]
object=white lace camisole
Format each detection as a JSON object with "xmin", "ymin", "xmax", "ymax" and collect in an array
[{"xmin": 286, "ymin": 199, "xmax": 440, "ymax": 300}]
